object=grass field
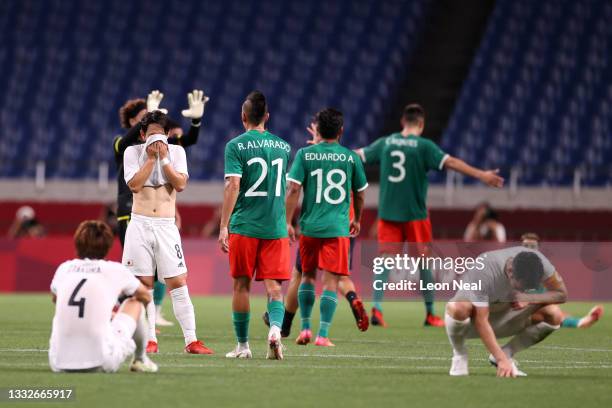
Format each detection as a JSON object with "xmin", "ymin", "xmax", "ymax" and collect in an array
[{"xmin": 1, "ymin": 294, "xmax": 611, "ymax": 408}]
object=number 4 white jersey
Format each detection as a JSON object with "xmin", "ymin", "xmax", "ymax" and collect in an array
[{"xmin": 49, "ymin": 259, "xmax": 140, "ymax": 370}]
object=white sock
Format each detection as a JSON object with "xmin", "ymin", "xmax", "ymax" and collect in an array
[
  {"xmin": 268, "ymin": 325, "xmax": 281, "ymax": 340},
  {"xmin": 146, "ymin": 289, "xmax": 157, "ymax": 342},
  {"xmin": 155, "ymin": 304, "xmax": 162, "ymax": 315},
  {"xmin": 502, "ymin": 322, "xmax": 559, "ymax": 357},
  {"xmin": 133, "ymin": 305, "xmax": 147, "ymax": 360},
  {"xmin": 445, "ymin": 312, "xmax": 470, "ymax": 357},
  {"xmin": 170, "ymin": 286, "xmax": 197, "ymax": 345},
  {"xmin": 239, "ymin": 342, "xmax": 250, "ymax": 350}
]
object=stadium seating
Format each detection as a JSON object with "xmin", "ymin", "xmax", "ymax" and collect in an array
[
  {"xmin": 441, "ymin": 0, "xmax": 612, "ymax": 186},
  {"xmin": 0, "ymin": 0, "xmax": 430, "ymax": 180}
]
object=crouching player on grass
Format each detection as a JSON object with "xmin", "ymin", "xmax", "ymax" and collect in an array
[
  {"xmin": 122, "ymin": 111, "xmax": 212, "ymax": 354},
  {"xmin": 445, "ymin": 247, "xmax": 567, "ymax": 377},
  {"xmin": 49, "ymin": 220, "xmax": 157, "ymax": 373},
  {"xmin": 285, "ymin": 108, "xmax": 368, "ymax": 346}
]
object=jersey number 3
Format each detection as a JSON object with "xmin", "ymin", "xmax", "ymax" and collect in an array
[
  {"xmin": 388, "ymin": 150, "xmax": 406, "ymax": 183},
  {"xmin": 68, "ymin": 278, "xmax": 87, "ymax": 318}
]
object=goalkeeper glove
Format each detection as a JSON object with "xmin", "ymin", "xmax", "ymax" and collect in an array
[
  {"xmin": 181, "ymin": 89, "xmax": 209, "ymax": 120},
  {"xmin": 146, "ymin": 90, "xmax": 168, "ymax": 114}
]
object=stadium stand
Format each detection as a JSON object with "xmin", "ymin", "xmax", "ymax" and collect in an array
[
  {"xmin": 439, "ymin": 0, "xmax": 612, "ymax": 186},
  {"xmin": 0, "ymin": 0, "xmax": 430, "ymax": 180}
]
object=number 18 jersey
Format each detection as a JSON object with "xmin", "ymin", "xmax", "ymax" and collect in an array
[
  {"xmin": 224, "ymin": 129, "xmax": 291, "ymax": 239},
  {"xmin": 363, "ymin": 133, "xmax": 448, "ymax": 222},
  {"xmin": 288, "ymin": 141, "xmax": 368, "ymax": 238}
]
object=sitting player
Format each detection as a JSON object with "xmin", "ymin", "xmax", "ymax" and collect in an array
[
  {"xmin": 49, "ymin": 220, "xmax": 157, "ymax": 373},
  {"xmin": 123, "ymin": 110, "xmax": 212, "ymax": 354},
  {"xmin": 521, "ymin": 233, "xmax": 603, "ymax": 329},
  {"xmin": 285, "ymin": 108, "xmax": 368, "ymax": 346},
  {"xmin": 445, "ymin": 247, "xmax": 567, "ymax": 377},
  {"xmin": 220, "ymin": 91, "xmax": 291, "ymax": 360}
]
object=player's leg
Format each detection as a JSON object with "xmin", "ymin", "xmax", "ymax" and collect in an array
[
  {"xmin": 115, "ymin": 298, "xmax": 158, "ymax": 372},
  {"xmin": 281, "ymin": 264, "xmax": 301, "ymax": 337},
  {"xmin": 154, "ymin": 278, "xmax": 172, "ymax": 326},
  {"xmin": 406, "ymin": 218, "xmax": 443, "ymax": 327},
  {"xmin": 445, "ymin": 301, "xmax": 472, "ymax": 376},
  {"xmin": 264, "ymin": 278, "xmax": 285, "ymax": 359},
  {"xmin": 499, "ymin": 305, "xmax": 562, "ymax": 359},
  {"xmin": 372, "ymin": 220, "xmax": 403, "ymax": 327},
  {"xmin": 135, "ymin": 275, "xmax": 158, "ymax": 352},
  {"xmin": 226, "ymin": 234, "xmax": 258, "ymax": 358},
  {"xmin": 315, "ymin": 270, "xmax": 340, "ymax": 346},
  {"xmin": 338, "ymin": 238, "xmax": 369, "ymax": 331},
  {"xmin": 560, "ymin": 305, "xmax": 604, "ymax": 329},
  {"xmin": 296, "ymin": 236, "xmax": 320, "ymax": 345}
]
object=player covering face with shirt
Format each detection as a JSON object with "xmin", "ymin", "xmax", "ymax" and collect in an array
[{"xmin": 122, "ymin": 111, "xmax": 212, "ymax": 355}]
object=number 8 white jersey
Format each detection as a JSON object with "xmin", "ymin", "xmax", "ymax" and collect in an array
[{"xmin": 49, "ymin": 259, "xmax": 140, "ymax": 370}]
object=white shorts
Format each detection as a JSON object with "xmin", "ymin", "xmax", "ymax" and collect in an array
[
  {"xmin": 49, "ymin": 314, "xmax": 136, "ymax": 373},
  {"xmin": 122, "ymin": 213, "xmax": 188, "ymax": 280},
  {"xmin": 465, "ymin": 304, "xmax": 541, "ymax": 339}
]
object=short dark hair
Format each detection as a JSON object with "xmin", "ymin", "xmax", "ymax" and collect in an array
[
  {"xmin": 315, "ymin": 108, "xmax": 343, "ymax": 139},
  {"xmin": 140, "ymin": 110, "xmax": 170, "ymax": 134},
  {"xmin": 119, "ymin": 98, "xmax": 146, "ymax": 129},
  {"xmin": 243, "ymin": 90, "xmax": 268, "ymax": 125},
  {"xmin": 74, "ymin": 220, "xmax": 114, "ymax": 259},
  {"xmin": 511, "ymin": 251, "xmax": 544, "ymax": 290},
  {"xmin": 402, "ymin": 103, "xmax": 425, "ymax": 126}
]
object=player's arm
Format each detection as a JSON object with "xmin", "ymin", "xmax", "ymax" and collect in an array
[
  {"xmin": 159, "ymin": 144, "xmax": 188, "ymax": 192},
  {"xmin": 131, "ymin": 283, "xmax": 152, "ymax": 305},
  {"xmin": 125, "ymin": 145, "xmax": 156, "ymax": 193},
  {"xmin": 515, "ymin": 271, "xmax": 568, "ymax": 305},
  {"xmin": 219, "ymin": 176, "xmax": 240, "ymax": 253},
  {"xmin": 443, "ymin": 156, "xmax": 504, "ymax": 187},
  {"xmin": 354, "ymin": 137, "xmax": 385, "ymax": 164},
  {"xmin": 170, "ymin": 90, "xmax": 208, "ymax": 147},
  {"xmin": 473, "ymin": 306, "xmax": 516, "ymax": 377},
  {"xmin": 285, "ymin": 181, "xmax": 301, "ymax": 242},
  {"xmin": 351, "ymin": 190, "xmax": 365, "ymax": 236},
  {"xmin": 114, "ymin": 123, "xmax": 142, "ymax": 157}
]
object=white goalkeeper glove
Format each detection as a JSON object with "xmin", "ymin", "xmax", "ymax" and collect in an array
[
  {"xmin": 146, "ymin": 90, "xmax": 168, "ymax": 114},
  {"xmin": 181, "ymin": 89, "xmax": 209, "ymax": 120}
]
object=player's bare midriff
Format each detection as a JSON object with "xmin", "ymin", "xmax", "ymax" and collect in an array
[{"xmin": 132, "ymin": 184, "xmax": 176, "ymax": 218}]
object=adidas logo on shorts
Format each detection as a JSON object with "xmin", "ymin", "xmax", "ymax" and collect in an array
[{"xmin": 178, "ymin": 262, "xmax": 184, "ymax": 267}]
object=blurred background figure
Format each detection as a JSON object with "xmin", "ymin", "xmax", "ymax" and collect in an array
[
  {"xmin": 463, "ymin": 202, "xmax": 506, "ymax": 242},
  {"xmin": 8, "ymin": 206, "xmax": 45, "ymax": 238}
]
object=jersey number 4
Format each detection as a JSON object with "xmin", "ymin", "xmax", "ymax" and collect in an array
[
  {"xmin": 245, "ymin": 157, "xmax": 284, "ymax": 197},
  {"xmin": 68, "ymin": 278, "xmax": 87, "ymax": 318}
]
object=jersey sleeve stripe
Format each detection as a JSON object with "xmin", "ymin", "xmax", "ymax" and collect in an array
[
  {"xmin": 114, "ymin": 136, "xmax": 122, "ymax": 153},
  {"xmin": 356, "ymin": 148, "xmax": 366, "ymax": 163},
  {"xmin": 224, "ymin": 173, "xmax": 242, "ymax": 178},
  {"xmin": 286, "ymin": 176, "xmax": 302, "ymax": 185},
  {"xmin": 438, "ymin": 154, "xmax": 450, "ymax": 170},
  {"xmin": 357, "ymin": 182, "xmax": 369, "ymax": 192}
]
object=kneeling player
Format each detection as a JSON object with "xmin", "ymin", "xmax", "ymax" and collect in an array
[
  {"xmin": 285, "ymin": 108, "xmax": 368, "ymax": 346},
  {"xmin": 123, "ymin": 111, "xmax": 212, "ymax": 354},
  {"xmin": 49, "ymin": 220, "xmax": 157, "ymax": 373},
  {"xmin": 445, "ymin": 247, "xmax": 567, "ymax": 377}
]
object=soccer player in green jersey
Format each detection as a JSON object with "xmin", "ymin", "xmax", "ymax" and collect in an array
[
  {"xmin": 356, "ymin": 104, "xmax": 504, "ymax": 327},
  {"xmin": 286, "ymin": 108, "xmax": 368, "ymax": 346},
  {"xmin": 219, "ymin": 91, "xmax": 291, "ymax": 360}
]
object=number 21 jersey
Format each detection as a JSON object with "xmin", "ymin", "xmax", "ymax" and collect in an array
[{"xmin": 224, "ymin": 130, "xmax": 291, "ymax": 239}]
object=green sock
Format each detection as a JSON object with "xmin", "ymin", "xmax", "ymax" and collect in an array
[
  {"xmin": 561, "ymin": 316, "xmax": 580, "ymax": 328},
  {"xmin": 298, "ymin": 282, "xmax": 316, "ymax": 330},
  {"xmin": 318, "ymin": 290, "xmax": 338, "ymax": 338},
  {"xmin": 267, "ymin": 300, "xmax": 285, "ymax": 329},
  {"xmin": 232, "ymin": 311, "xmax": 250, "ymax": 343},
  {"xmin": 373, "ymin": 266, "xmax": 389, "ymax": 311},
  {"xmin": 420, "ymin": 268, "xmax": 434, "ymax": 315},
  {"xmin": 153, "ymin": 280, "xmax": 166, "ymax": 306}
]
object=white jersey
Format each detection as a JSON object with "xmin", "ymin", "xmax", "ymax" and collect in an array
[{"xmin": 49, "ymin": 258, "xmax": 140, "ymax": 370}]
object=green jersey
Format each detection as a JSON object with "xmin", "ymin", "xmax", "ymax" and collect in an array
[
  {"xmin": 224, "ymin": 129, "xmax": 291, "ymax": 239},
  {"xmin": 363, "ymin": 133, "xmax": 448, "ymax": 222},
  {"xmin": 288, "ymin": 141, "xmax": 368, "ymax": 238}
]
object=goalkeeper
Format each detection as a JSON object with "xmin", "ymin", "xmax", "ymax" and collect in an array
[{"xmin": 113, "ymin": 90, "xmax": 208, "ymax": 348}]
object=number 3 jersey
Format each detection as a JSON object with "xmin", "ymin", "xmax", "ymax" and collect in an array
[
  {"xmin": 362, "ymin": 133, "xmax": 448, "ymax": 222},
  {"xmin": 224, "ymin": 129, "xmax": 291, "ymax": 239},
  {"xmin": 288, "ymin": 142, "xmax": 368, "ymax": 238},
  {"xmin": 49, "ymin": 259, "xmax": 140, "ymax": 370}
]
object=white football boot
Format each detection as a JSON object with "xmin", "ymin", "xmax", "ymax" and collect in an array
[
  {"xmin": 225, "ymin": 345, "xmax": 253, "ymax": 359},
  {"xmin": 266, "ymin": 326, "xmax": 284, "ymax": 360},
  {"xmin": 130, "ymin": 355, "xmax": 158, "ymax": 373},
  {"xmin": 449, "ymin": 354, "xmax": 469, "ymax": 376}
]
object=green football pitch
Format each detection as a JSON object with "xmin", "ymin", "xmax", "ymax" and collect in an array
[{"xmin": 1, "ymin": 294, "xmax": 611, "ymax": 408}]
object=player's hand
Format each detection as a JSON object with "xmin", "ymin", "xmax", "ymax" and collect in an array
[
  {"xmin": 157, "ymin": 142, "xmax": 169, "ymax": 159},
  {"xmin": 349, "ymin": 220, "xmax": 361, "ymax": 237},
  {"xmin": 287, "ymin": 224, "xmax": 296, "ymax": 243},
  {"xmin": 181, "ymin": 89, "xmax": 209, "ymax": 120},
  {"xmin": 146, "ymin": 143, "xmax": 158, "ymax": 159},
  {"xmin": 306, "ymin": 123, "xmax": 321, "ymax": 145},
  {"xmin": 218, "ymin": 227, "xmax": 229, "ymax": 253},
  {"xmin": 496, "ymin": 358, "xmax": 516, "ymax": 378},
  {"xmin": 146, "ymin": 90, "xmax": 168, "ymax": 114},
  {"xmin": 480, "ymin": 169, "xmax": 504, "ymax": 188},
  {"xmin": 511, "ymin": 300, "xmax": 529, "ymax": 310}
]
